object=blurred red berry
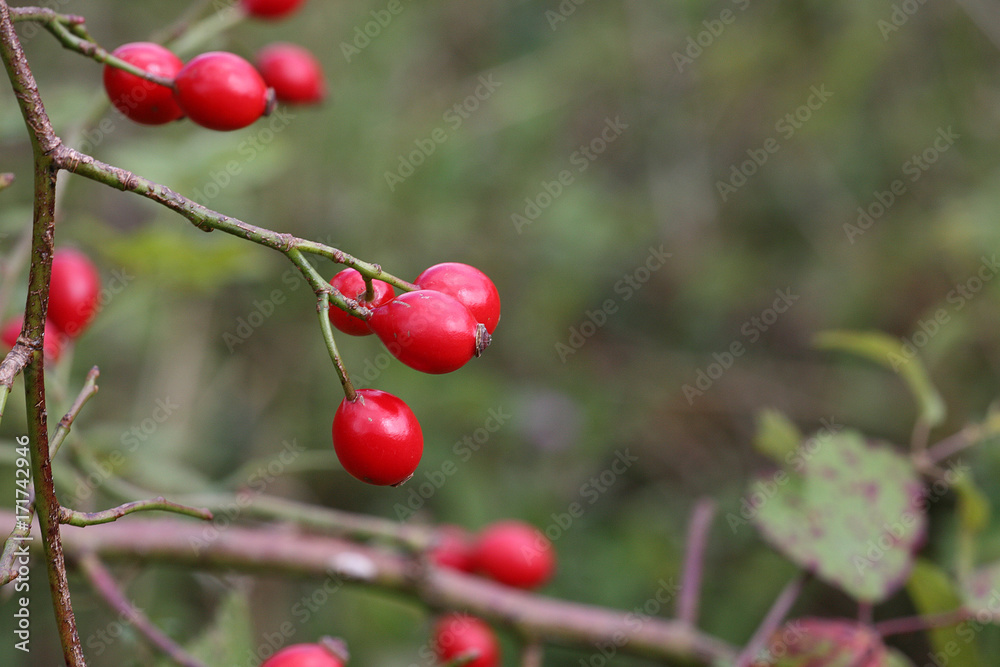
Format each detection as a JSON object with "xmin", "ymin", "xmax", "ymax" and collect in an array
[
  {"xmin": 260, "ymin": 639, "xmax": 348, "ymax": 667},
  {"xmin": 256, "ymin": 43, "xmax": 326, "ymax": 104},
  {"xmin": 48, "ymin": 248, "xmax": 101, "ymax": 337},
  {"xmin": 433, "ymin": 614, "xmax": 499, "ymax": 667},
  {"xmin": 241, "ymin": 0, "xmax": 306, "ymax": 19},
  {"xmin": 2, "ymin": 315, "xmax": 64, "ymax": 363},
  {"xmin": 430, "ymin": 526, "xmax": 476, "ymax": 573},
  {"xmin": 473, "ymin": 520, "xmax": 555, "ymax": 589},
  {"xmin": 103, "ymin": 42, "xmax": 184, "ymax": 125}
]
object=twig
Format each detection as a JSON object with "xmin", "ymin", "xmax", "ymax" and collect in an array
[
  {"xmin": 0, "ymin": 366, "xmax": 99, "ymax": 583},
  {"xmin": 78, "ymin": 552, "xmax": 208, "ymax": 667},
  {"xmin": 874, "ymin": 608, "xmax": 972, "ymax": 637},
  {"xmin": 733, "ymin": 573, "xmax": 807, "ymax": 667},
  {"xmin": 521, "ymin": 641, "xmax": 544, "ymax": 667},
  {"xmin": 677, "ymin": 498, "xmax": 715, "ymax": 626},
  {"xmin": 5, "ymin": 511, "xmax": 739, "ymax": 664},
  {"xmin": 60, "ymin": 497, "xmax": 213, "ymax": 526},
  {"xmin": 925, "ymin": 425, "xmax": 981, "ymax": 465}
]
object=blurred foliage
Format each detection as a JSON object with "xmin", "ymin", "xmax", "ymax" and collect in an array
[{"xmin": 2, "ymin": 0, "xmax": 1000, "ymax": 664}]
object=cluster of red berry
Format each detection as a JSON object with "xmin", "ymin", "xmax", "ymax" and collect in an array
[
  {"xmin": 258, "ymin": 522, "xmax": 553, "ymax": 667},
  {"xmin": 102, "ymin": 0, "xmax": 323, "ymax": 131},
  {"xmin": 330, "ymin": 263, "xmax": 500, "ymax": 486},
  {"xmin": 1, "ymin": 249, "xmax": 101, "ymax": 363}
]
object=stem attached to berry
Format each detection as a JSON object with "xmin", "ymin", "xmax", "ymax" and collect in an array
[{"xmin": 318, "ymin": 292, "xmax": 357, "ymax": 401}]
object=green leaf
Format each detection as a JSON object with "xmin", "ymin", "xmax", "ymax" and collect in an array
[
  {"xmin": 961, "ymin": 562, "xmax": 1000, "ymax": 620},
  {"xmin": 953, "ymin": 473, "xmax": 991, "ymax": 536},
  {"xmin": 752, "ymin": 429, "xmax": 926, "ymax": 602},
  {"xmin": 906, "ymin": 559, "xmax": 983, "ymax": 667},
  {"xmin": 814, "ymin": 330, "xmax": 946, "ymax": 427},
  {"xmin": 181, "ymin": 589, "xmax": 255, "ymax": 665},
  {"xmin": 754, "ymin": 409, "xmax": 803, "ymax": 462},
  {"xmin": 885, "ymin": 648, "xmax": 917, "ymax": 666}
]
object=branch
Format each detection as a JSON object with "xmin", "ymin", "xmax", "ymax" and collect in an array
[
  {"xmin": 78, "ymin": 552, "xmax": 208, "ymax": 667},
  {"xmin": 60, "ymin": 497, "xmax": 213, "ymax": 526},
  {"xmin": 677, "ymin": 498, "xmax": 715, "ymax": 626},
  {"xmin": 733, "ymin": 573, "xmax": 807, "ymax": 667},
  {"xmin": 4, "ymin": 511, "xmax": 738, "ymax": 664},
  {"xmin": 874, "ymin": 608, "xmax": 973, "ymax": 637}
]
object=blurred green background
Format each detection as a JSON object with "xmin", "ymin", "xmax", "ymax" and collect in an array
[{"xmin": 2, "ymin": 0, "xmax": 1000, "ymax": 664}]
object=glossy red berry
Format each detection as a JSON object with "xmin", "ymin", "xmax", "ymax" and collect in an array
[
  {"xmin": 256, "ymin": 43, "xmax": 326, "ymax": 104},
  {"xmin": 333, "ymin": 389, "xmax": 423, "ymax": 486},
  {"xmin": 103, "ymin": 43, "xmax": 184, "ymax": 125},
  {"xmin": 415, "ymin": 263, "xmax": 500, "ymax": 334},
  {"xmin": 241, "ymin": 0, "xmax": 307, "ymax": 19},
  {"xmin": 48, "ymin": 248, "xmax": 101, "ymax": 337},
  {"xmin": 429, "ymin": 526, "xmax": 476, "ymax": 573},
  {"xmin": 367, "ymin": 290, "xmax": 490, "ymax": 374},
  {"xmin": 433, "ymin": 614, "xmax": 499, "ymax": 667},
  {"xmin": 2, "ymin": 316, "xmax": 63, "ymax": 363},
  {"xmin": 174, "ymin": 52, "xmax": 269, "ymax": 131},
  {"xmin": 473, "ymin": 521, "xmax": 555, "ymax": 589},
  {"xmin": 328, "ymin": 269, "xmax": 394, "ymax": 336},
  {"xmin": 260, "ymin": 639, "xmax": 348, "ymax": 667}
]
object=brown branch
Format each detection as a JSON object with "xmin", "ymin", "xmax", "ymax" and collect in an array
[
  {"xmin": 78, "ymin": 552, "xmax": 207, "ymax": 667},
  {"xmin": 4, "ymin": 512, "xmax": 738, "ymax": 664},
  {"xmin": 677, "ymin": 498, "xmax": 716, "ymax": 626}
]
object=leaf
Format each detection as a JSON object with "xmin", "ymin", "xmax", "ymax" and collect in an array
[
  {"xmin": 181, "ymin": 589, "xmax": 255, "ymax": 665},
  {"xmin": 961, "ymin": 562, "xmax": 1000, "ymax": 620},
  {"xmin": 814, "ymin": 330, "xmax": 945, "ymax": 427},
  {"xmin": 885, "ymin": 648, "xmax": 916, "ymax": 666},
  {"xmin": 952, "ymin": 474, "xmax": 990, "ymax": 536},
  {"xmin": 752, "ymin": 618, "xmax": 889, "ymax": 666},
  {"xmin": 906, "ymin": 559, "xmax": 983, "ymax": 667},
  {"xmin": 754, "ymin": 409, "xmax": 803, "ymax": 462},
  {"xmin": 752, "ymin": 429, "xmax": 926, "ymax": 602}
]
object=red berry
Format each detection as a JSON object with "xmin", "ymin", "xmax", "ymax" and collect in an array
[
  {"xmin": 2, "ymin": 316, "xmax": 64, "ymax": 363},
  {"xmin": 103, "ymin": 43, "xmax": 184, "ymax": 125},
  {"xmin": 48, "ymin": 249, "xmax": 101, "ymax": 337},
  {"xmin": 174, "ymin": 52, "xmax": 269, "ymax": 131},
  {"xmin": 367, "ymin": 290, "xmax": 491, "ymax": 374},
  {"xmin": 332, "ymin": 389, "xmax": 423, "ymax": 486},
  {"xmin": 241, "ymin": 0, "xmax": 307, "ymax": 19},
  {"xmin": 328, "ymin": 269, "xmax": 394, "ymax": 337},
  {"xmin": 260, "ymin": 639, "xmax": 348, "ymax": 667},
  {"xmin": 473, "ymin": 521, "xmax": 555, "ymax": 589},
  {"xmin": 256, "ymin": 43, "xmax": 326, "ymax": 104},
  {"xmin": 415, "ymin": 263, "xmax": 500, "ymax": 334},
  {"xmin": 433, "ymin": 614, "xmax": 499, "ymax": 667},
  {"xmin": 430, "ymin": 526, "xmax": 476, "ymax": 573}
]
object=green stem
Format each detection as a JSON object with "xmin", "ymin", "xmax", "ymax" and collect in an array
[
  {"xmin": 166, "ymin": 5, "xmax": 247, "ymax": 57},
  {"xmin": 60, "ymin": 497, "xmax": 213, "ymax": 526},
  {"xmin": 318, "ymin": 293, "xmax": 357, "ymax": 400}
]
